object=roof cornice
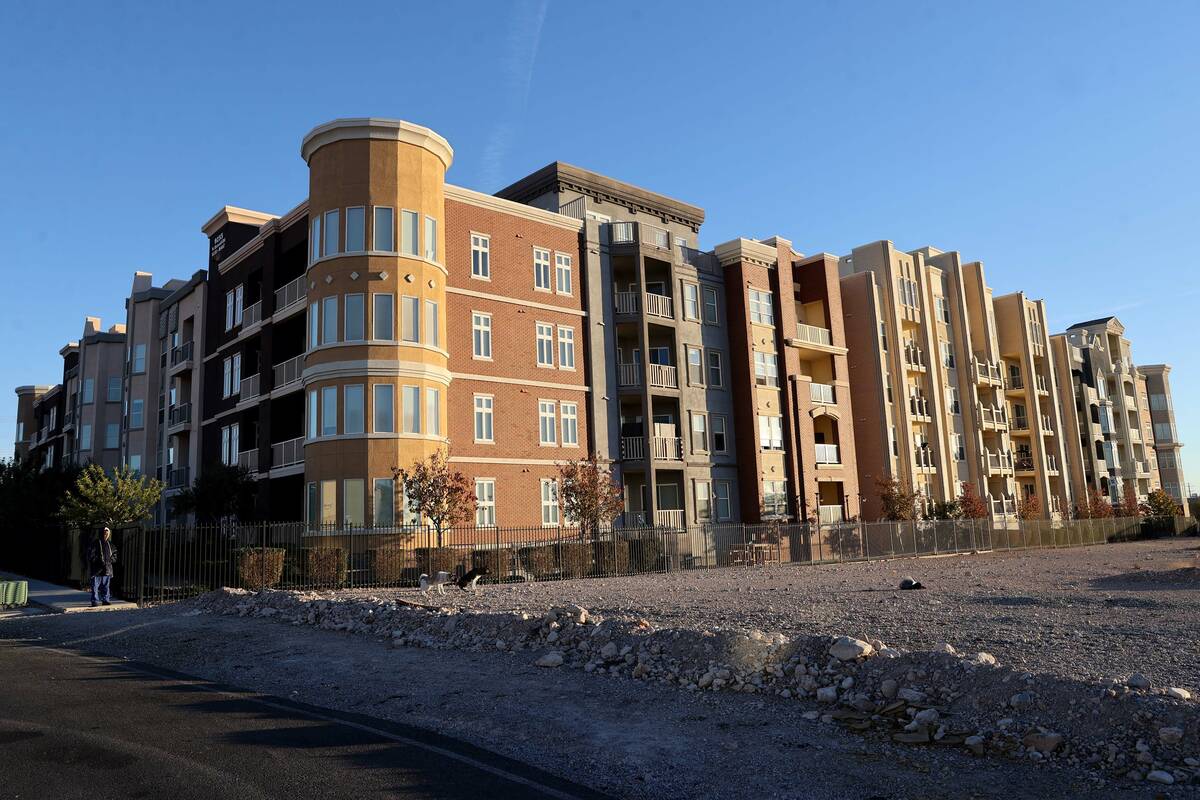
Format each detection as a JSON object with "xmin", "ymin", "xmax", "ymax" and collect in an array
[{"xmin": 300, "ymin": 118, "xmax": 453, "ymax": 170}]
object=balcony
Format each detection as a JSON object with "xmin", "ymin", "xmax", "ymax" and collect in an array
[
  {"xmin": 909, "ymin": 396, "xmax": 931, "ymax": 421},
  {"xmin": 1040, "ymin": 415, "xmax": 1054, "ymax": 435},
  {"xmin": 913, "ymin": 447, "xmax": 936, "ymax": 470},
  {"xmin": 167, "ymin": 466, "xmax": 190, "ymax": 489},
  {"xmin": 271, "ymin": 437, "xmax": 305, "ymax": 469},
  {"xmin": 978, "ymin": 404, "xmax": 1008, "ymax": 430},
  {"xmin": 167, "ymin": 403, "xmax": 191, "ymax": 429},
  {"xmin": 274, "ymin": 275, "xmax": 306, "ymax": 314},
  {"xmin": 795, "ymin": 322, "xmax": 832, "ymax": 347},
  {"xmin": 984, "ymin": 449, "xmax": 1014, "ymax": 476},
  {"xmin": 973, "ymin": 358, "xmax": 1003, "ymax": 386},
  {"xmin": 650, "ymin": 436, "xmax": 683, "ymax": 461},
  {"xmin": 242, "ymin": 301, "xmax": 263, "ymax": 328},
  {"xmin": 239, "ymin": 373, "xmax": 260, "ymax": 402},
  {"xmin": 1005, "ymin": 374, "xmax": 1024, "ymax": 392},
  {"xmin": 989, "ymin": 494, "xmax": 1016, "ymax": 517},
  {"xmin": 1015, "ymin": 455, "xmax": 1035, "ymax": 473},
  {"xmin": 1011, "ymin": 415, "xmax": 1030, "ymax": 432},
  {"xmin": 818, "ymin": 505, "xmax": 845, "ymax": 525},
  {"xmin": 617, "ymin": 362, "xmax": 641, "ymax": 388},
  {"xmin": 1136, "ymin": 460, "xmax": 1151, "ymax": 476},
  {"xmin": 1046, "ymin": 455, "xmax": 1060, "ymax": 475},
  {"xmin": 815, "ymin": 443, "xmax": 840, "ymax": 465},
  {"xmin": 809, "ymin": 382, "xmax": 835, "ymax": 405},
  {"xmin": 903, "ymin": 344, "xmax": 926, "ymax": 372},
  {"xmin": 1035, "ymin": 375, "xmax": 1050, "ymax": 395},
  {"xmin": 620, "ymin": 436, "xmax": 646, "ymax": 460},
  {"xmin": 654, "ymin": 509, "xmax": 685, "ymax": 530},
  {"xmin": 648, "ymin": 363, "xmax": 678, "ymax": 389},
  {"xmin": 610, "ymin": 221, "xmax": 670, "ymax": 250},
  {"xmin": 614, "ymin": 291, "xmax": 639, "ymax": 315},
  {"xmin": 238, "ymin": 449, "xmax": 259, "ymax": 472},
  {"xmin": 170, "ymin": 341, "xmax": 194, "ymax": 370},
  {"xmin": 273, "ymin": 355, "xmax": 304, "ymax": 391},
  {"xmin": 644, "ymin": 293, "xmax": 674, "ymax": 320},
  {"xmin": 611, "ymin": 222, "xmax": 636, "ymax": 244}
]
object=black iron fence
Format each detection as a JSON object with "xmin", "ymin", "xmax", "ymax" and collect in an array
[{"xmin": 75, "ymin": 514, "xmax": 1195, "ymax": 605}]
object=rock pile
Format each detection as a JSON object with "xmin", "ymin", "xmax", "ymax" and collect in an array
[{"xmin": 194, "ymin": 588, "xmax": 1198, "ymax": 787}]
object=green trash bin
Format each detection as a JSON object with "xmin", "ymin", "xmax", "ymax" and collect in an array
[{"xmin": 0, "ymin": 581, "xmax": 29, "ymax": 608}]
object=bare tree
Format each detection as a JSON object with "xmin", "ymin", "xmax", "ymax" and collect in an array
[
  {"xmin": 557, "ymin": 455, "xmax": 624, "ymax": 539},
  {"xmin": 392, "ymin": 450, "xmax": 476, "ymax": 547}
]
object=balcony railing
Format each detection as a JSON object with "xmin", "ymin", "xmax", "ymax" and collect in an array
[
  {"xmin": 620, "ymin": 436, "xmax": 646, "ymax": 460},
  {"xmin": 913, "ymin": 447, "xmax": 936, "ymax": 469},
  {"xmin": 794, "ymin": 322, "xmax": 832, "ymax": 347},
  {"xmin": 1137, "ymin": 460, "xmax": 1151, "ymax": 475},
  {"xmin": 984, "ymin": 449, "xmax": 1014, "ymax": 474},
  {"xmin": 1006, "ymin": 375, "xmax": 1024, "ymax": 391},
  {"xmin": 654, "ymin": 509, "xmax": 685, "ymax": 529},
  {"xmin": 989, "ymin": 494, "xmax": 1016, "ymax": 517},
  {"xmin": 1015, "ymin": 455, "xmax": 1035, "ymax": 472},
  {"xmin": 1040, "ymin": 415, "xmax": 1053, "ymax": 434},
  {"xmin": 1011, "ymin": 415, "xmax": 1030, "ymax": 431},
  {"xmin": 815, "ymin": 443, "xmax": 840, "ymax": 464},
  {"xmin": 274, "ymin": 275, "xmax": 306, "ymax": 313},
  {"xmin": 1035, "ymin": 375, "xmax": 1050, "ymax": 394},
  {"xmin": 973, "ymin": 358, "xmax": 1003, "ymax": 385},
  {"xmin": 271, "ymin": 437, "xmax": 305, "ymax": 469},
  {"xmin": 168, "ymin": 403, "xmax": 191, "ymax": 427},
  {"xmin": 644, "ymin": 293, "xmax": 673, "ymax": 319},
  {"xmin": 818, "ymin": 505, "xmax": 845, "ymax": 525},
  {"xmin": 909, "ymin": 396, "xmax": 931, "ymax": 419},
  {"xmin": 168, "ymin": 466, "xmax": 190, "ymax": 489},
  {"xmin": 642, "ymin": 224, "xmax": 670, "ymax": 249},
  {"xmin": 809, "ymin": 382, "xmax": 835, "ymax": 404},
  {"xmin": 273, "ymin": 355, "xmax": 304, "ymax": 390},
  {"xmin": 610, "ymin": 222, "xmax": 635, "ymax": 244},
  {"xmin": 238, "ymin": 449, "xmax": 259, "ymax": 472},
  {"xmin": 170, "ymin": 340, "xmax": 194, "ymax": 367},
  {"xmin": 904, "ymin": 344, "xmax": 926, "ymax": 371},
  {"xmin": 614, "ymin": 291, "xmax": 639, "ymax": 315},
  {"xmin": 650, "ymin": 436, "xmax": 683, "ymax": 461},
  {"xmin": 240, "ymin": 373, "xmax": 260, "ymax": 401},
  {"xmin": 978, "ymin": 404, "xmax": 1008, "ymax": 429},
  {"xmin": 1046, "ymin": 455, "xmax": 1059, "ymax": 474},
  {"xmin": 617, "ymin": 363, "xmax": 641, "ymax": 388},
  {"xmin": 648, "ymin": 363, "xmax": 678, "ymax": 389},
  {"xmin": 242, "ymin": 301, "xmax": 262, "ymax": 328}
]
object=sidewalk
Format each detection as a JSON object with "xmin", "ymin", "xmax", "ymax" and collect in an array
[{"xmin": 0, "ymin": 572, "xmax": 136, "ymax": 614}]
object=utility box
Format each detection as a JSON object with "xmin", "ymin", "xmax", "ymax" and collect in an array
[{"xmin": 0, "ymin": 581, "xmax": 28, "ymax": 608}]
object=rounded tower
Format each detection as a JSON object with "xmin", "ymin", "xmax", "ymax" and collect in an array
[{"xmin": 300, "ymin": 118, "xmax": 453, "ymax": 526}]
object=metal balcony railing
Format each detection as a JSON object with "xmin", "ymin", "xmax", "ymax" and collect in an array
[
  {"xmin": 168, "ymin": 466, "xmax": 190, "ymax": 489},
  {"xmin": 617, "ymin": 363, "xmax": 640, "ymax": 388},
  {"xmin": 1015, "ymin": 455, "xmax": 1035, "ymax": 472},
  {"xmin": 240, "ymin": 373, "xmax": 260, "ymax": 401},
  {"xmin": 909, "ymin": 396, "xmax": 931, "ymax": 418},
  {"xmin": 1041, "ymin": 415, "xmax": 1054, "ymax": 433},
  {"xmin": 171, "ymin": 340, "xmax": 194, "ymax": 367},
  {"xmin": 273, "ymin": 355, "xmax": 303, "ymax": 390},
  {"xmin": 978, "ymin": 404, "xmax": 1008, "ymax": 429},
  {"xmin": 1011, "ymin": 415, "xmax": 1030, "ymax": 431},
  {"xmin": 238, "ymin": 449, "xmax": 259, "ymax": 472},
  {"xmin": 904, "ymin": 344, "xmax": 926, "ymax": 370},
  {"xmin": 610, "ymin": 222, "xmax": 635, "ymax": 244},
  {"xmin": 913, "ymin": 447, "xmax": 936, "ymax": 469},
  {"xmin": 654, "ymin": 509, "xmax": 685, "ymax": 529},
  {"xmin": 271, "ymin": 437, "xmax": 305, "ymax": 469},
  {"xmin": 168, "ymin": 403, "xmax": 191, "ymax": 427},
  {"xmin": 809, "ymin": 382, "xmax": 835, "ymax": 404},
  {"xmin": 1035, "ymin": 375, "xmax": 1050, "ymax": 394},
  {"xmin": 795, "ymin": 322, "xmax": 832, "ymax": 347},
  {"xmin": 274, "ymin": 275, "xmax": 306, "ymax": 313},
  {"xmin": 242, "ymin": 301, "xmax": 262, "ymax": 328},
  {"xmin": 1006, "ymin": 374, "xmax": 1024, "ymax": 391},
  {"xmin": 649, "ymin": 436, "xmax": 683, "ymax": 461},
  {"xmin": 984, "ymin": 449, "xmax": 1014, "ymax": 474},
  {"xmin": 818, "ymin": 505, "xmax": 845, "ymax": 525},
  {"xmin": 973, "ymin": 358, "xmax": 1003, "ymax": 385},
  {"xmin": 620, "ymin": 436, "xmax": 646, "ymax": 460}
]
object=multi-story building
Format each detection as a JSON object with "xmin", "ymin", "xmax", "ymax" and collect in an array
[
  {"xmin": 66, "ymin": 318, "xmax": 127, "ymax": 471},
  {"xmin": 13, "ymin": 385, "xmax": 52, "ymax": 462},
  {"xmin": 158, "ymin": 270, "xmax": 208, "ymax": 515},
  {"xmin": 1139, "ymin": 364, "xmax": 1186, "ymax": 504},
  {"xmin": 123, "ymin": 274, "xmax": 176, "ymax": 481}
]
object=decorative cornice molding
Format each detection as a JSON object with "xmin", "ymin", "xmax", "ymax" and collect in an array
[
  {"xmin": 301, "ymin": 118, "xmax": 454, "ymax": 169},
  {"xmin": 445, "ymin": 184, "xmax": 582, "ymax": 231},
  {"xmin": 714, "ymin": 238, "xmax": 777, "ymax": 268}
]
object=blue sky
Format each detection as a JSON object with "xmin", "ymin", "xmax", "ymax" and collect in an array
[{"xmin": 1, "ymin": 0, "xmax": 1197, "ymax": 491}]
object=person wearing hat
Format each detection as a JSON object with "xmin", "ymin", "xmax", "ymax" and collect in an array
[{"xmin": 86, "ymin": 527, "xmax": 118, "ymax": 607}]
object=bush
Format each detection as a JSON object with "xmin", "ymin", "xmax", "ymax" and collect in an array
[
  {"xmin": 412, "ymin": 547, "xmax": 463, "ymax": 576},
  {"xmin": 368, "ymin": 547, "xmax": 408, "ymax": 585},
  {"xmin": 304, "ymin": 547, "xmax": 347, "ymax": 588},
  {"xmin": 234, "ymin": 547, "xmax": 285, "ymax": 589},
  {"xmin": 558, "ymin": 542, "xmax": 590, "ymax": 578},
  {"xmin": 470, "ymin": 548, "xmax": 513, "ymax": 580},
  {"xmin": 521, "ymin": 545, "xmax": 557, "ymax": 579},
  {"xmin": 593, "ymin": 541, "xmax": 630, "ymax": 576},
  {"xmin": 626, "ymin": 535, "xmax": 662, "ymax": 573}
]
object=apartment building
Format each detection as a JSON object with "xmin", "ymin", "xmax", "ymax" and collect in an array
[
  {"xmin": 496, "ymin": 161, "xmax": 739, "ymax": 528},
  {"xmin": 717, "ymin": 240, "xmax": 858, "ymax": 524},
  {"xmin": 1140, "ymin": 364, "xmax": 1186, "ymax": 504},
  {"xmin": 158, "ymin": 271, "xmax": 208, "ymax": 514},
  {"xmin": 992, "ymin": 293, "xmax": 1071, "ymax": 518},
  {"xmin": 13, "ymin": 385, "xmax": 52, "ymax": 462},
  {"xmin": 1052, "ymin": 317, "xmax": 1157, "ymax": 506}
]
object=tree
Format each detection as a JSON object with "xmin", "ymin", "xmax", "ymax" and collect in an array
[
  {"xmin": 1017, "ymin": 493, "xmax": 1042, "ymax": 521},
  {"xmin": 1079, "ymin": 487, "xmax": 1114, "ymax": 519},
  {"xmin": 393, "ymin": 450, "xmax": 475, "ymax": 546},
  {"xmin": 1119, "ymin": 482, "xmax": 1142, "ymax": 519},
  {"xmin": 0, "ymin": 457, "xmax": 80, "ymax": 533},
  {"xmin": 928, "ymin": 500, "xmax": 961, "ymax": 520},
  {"xmin": 957, "ymin": 482, "xmax": 990, "ymax": 520},
  {"xmin": 557, "ymin": 455, "xmax": 624, "ymax": 537},
  {"xmin": 171, "ymin": 464, "xmax": 258, "ymax": 523},
  {"xmin": 1143, "ymin": 488, "xmax": 1180, "ymax": 523},
  {"xmin": 60, "ymin": 464, "xmax": 162, "ymax": 529},
  {"xmin": 875, "ymin": 477, "xmax": 919, "ymax": 521}
]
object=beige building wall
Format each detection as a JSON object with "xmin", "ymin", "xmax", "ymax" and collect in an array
[
  {"xmin": 1140, "ymin": 364, "xmax": 1186, "ymax": 504},
  {"xmin": 13, "ymin": 385, "xmax": 51, "ymax": 461},
  {"xmin": 71, "ymin": 317, "xmax": 127, "ymax": 471}
]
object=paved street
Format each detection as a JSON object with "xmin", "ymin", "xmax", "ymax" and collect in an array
[{"xmin": 0, "ymin": 640, "xmax": 607, "ymax": 800}]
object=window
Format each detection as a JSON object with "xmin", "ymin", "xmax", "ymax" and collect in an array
[
  {"xmin": 424, "ymin": 300, "xmax": 439, "ymax": 347},
  {"xmin": 220, "ymin": 424, "xmax": 240, "ymax": 465},
  {"xmin": 953, "ymin": 433, "xmax": 966, "ymax": 461},
  {"xmin": 222, "ymin": 357, "xmax": 233, "ymax": 398},
  {"xmin": 941, "ymin": 342, "xmax": 956, "ymax": 369},
  {"xmin": 322, "ymin": 296, "xmax": 338, "ymax": 344},
  {"xmin": 749, "ymin": 289, "xmax": 774, "ymax": 325},
  {"xmin": 1155, "ymin": 422, "xmax": 1177, "ymax": 442},
  {"xmin": 308, "ymin": 302, "xmax": 319, "ymax": 349},
  {"xmin": 82, "ymin": 378, "xmax": 94, "ymax": 404},
  {"xmin": 947, "ymin": 386, "xmax": 961, "ymax": 414},
  {"xmin": 538, "ymin": 400, "xmax": 557, "ymax": 445},
  {"xmin": 763, "ymin": 480, "xmax": 787, "ymax": 517},
  {"xmin": 231, "ymin": 353, "xmax": 241, "ymax": 395},
  {"xmin": 471, "ymin": 234, "xmax": 490, "ymax": 279},
  {"xmin": 80, "ymin": 424, "xmax": 92, "ymax": 450},
  {"xmin": 758, "ymin": 415, "xmax": 783, "ymax": 450},
  {"xmin": 373, "ymin": 207, "xmax": 394, "ymax": 252},
  {"xmin": 323, "ymin": 209, "xmax": 340, "ymax": 256},
  {"xmin": 702, "ymin": 287, "xmax": 719, "ymax": 324},
  {"xmin": 754, "ymin": 351, "xmax": 778, "ymax": 387},
  {"xmin": 561, "ymin": 402, "xmax": 578, "ymax": 446},
  {"xmin": 321, "ymin": 386, "xmax": 337, "ymax": 436},
  {"xmin": 713, "ymin": 415, "xmax": 728, "ymax": 453},
  {"xmin": 476, "ymin": 479, "xmax": 496, "ymax": 526},
  {"xmin": 373, "ymin": 294, "xmax": 394, "ymax": 341},
  {"xmin": 374, "ymin": 478, "xmax": 394, "ymax": 526},
  {"xmin": 691, "ymin": 412, "xmax": 708, "ymax": 452},
  {"xmin": 880, "ymin": 322, "xmax": 888, "ymax": 352},
  {"xmin": 345, "ymin": 294, "xmax": 365, "ymax": 342},
  {"xmin": 309, "ymin": 216, "xmax": 321, "ymax": 264},
  {"xmin": 105, "ymin": 423, "xmax": 119, "ymax": 449},
  {"xmin": 694, "ymin": 480, "xmax": 712, "ymax": 522},
  {"xmin": 1149, "ymin": 393, "xmax": 1169, "ymax": 411},
  {"xmin": 401, "ymin": 210, "xmax": 419, "ymax": 256},
  {"xmin": 936, "ymin": 296, "xmax": 951, "ymax": 324},
  {"xmin": 536, "ymin": 323, "xmax": 554, "ymax": 367},
  {"xmin": 132, "ymin": 344, "xmax": 146, "ymax": 374},
  {"xmin": 715, "ymin": 481, "xmax": 732, "ymax": 521},
  {"xmin": 898, "ymin": 276, "xmax": 919, "ymax": 308},
  {"xmin": 346, "ymin": 206, "xmax": 365, "ymax": 252},
  {"xmin": 401, "ymin": 296, "xmax": 419, "ymax": 343},
  {"xmin": 402, "ymin": 386, "xmax": 421, "ymax": 433},
  {"xmin": 106, "ymin": 376, "xmax": 121, "ymax": 402},
  {"xmin": 683, "ymin": 283, "xmax": 700, "ymax": 320},
  {"xmin": 344, "ymin": 384, "xmax": 365, "ymax": 435},
  {"xmin": 424, "ymin": 215, "xmax": 438, "ymax": 261},
  {"xmin": 128, "ymin": 455, "xmax": 141, "ymax": 474},
  {"xmin": 474, "ymin": 394, "xmax": 494, "ymax": 442},
  {"xmin": 890, "ymin": 425, "xmax": 899, "ymax": 457},
  {"xmin": 343, "ymin": 479, "xmax": 365, "ymax": 526},
  {"xmin": 373, "ymin": 384, "xmax": 394, "ymax": 433},
  {"xmin": 130, "ymin": 399, "xmax": 144, "ymax": 429},
  {"xmin": 534, "ymin": 248, "xmax": 552, "ymax": 291},
  {"xmin": 320, "ymin": 480, "xmax": 336, "ymax": 525},
  {"xmin": 472, "ymin": 312, "xmax": 492, "ymax": 359},
  {"xmin": 557, "ymin": 326, "xmax": 575, "ymax": 369},
  {"xmin": 225, "ymin": 288, "xmax": 235, "ymax": 331},
  {"xmin": 308, "ymin": 389, "xmax": 318, "ymax": 439},
  {"xmin": 555, "ymin": 253, "xmax": 572, "ymax": 295},
  {"xmin": 425, "ymin": 388, "xmax": 440, "ymax": 436},
  {"xmin": 707, "ymin": 350, "xmax": 724, "ymax": 387},
  {"xmin": 540, "ymin": 479, "xmax": 559, "ymax": 526},
  {"xmin": 686, "ymin": 346, "xmax": 704, "ymax": 386}
]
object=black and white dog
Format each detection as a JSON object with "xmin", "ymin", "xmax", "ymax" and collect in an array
[
  {"xmin": 419, "ymin": 566, "xmax": 491, "ymax": 595},
  {"xmin": 457, "ymin": 566, "xmax": 490, "ymax": 592}
]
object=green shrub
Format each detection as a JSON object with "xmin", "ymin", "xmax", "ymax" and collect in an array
[
  {"xmin": 304, "ymin": 547, "xmax": 347, "ymax": 588},
  {"xmin": 368, "ymin": 547, "xmax": 407, "ymax": 585},
  {"xmin": 234, "ymin": 547, "xmax": 285, "ymax": 590}
]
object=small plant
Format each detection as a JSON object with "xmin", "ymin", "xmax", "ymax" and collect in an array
[
  {"xmin": 235, "ymin": 547, "xmax": 285, "ymax": 589},
  {"xmin": 304, "ymin": 547, "xmax": 347, "ymax": 588}
]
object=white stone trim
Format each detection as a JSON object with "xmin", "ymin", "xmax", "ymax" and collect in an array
[
  {"xmin": 303, "ymin": 359, "xmax": 452, "ymax": 386},
  {"xmin": 445, "ymin": 286, "xmax": 586, "ymax": 318},
  {"xmin": 445, "ymin": 184, "xmax": 583, "ymax": 231},
  {"xmin": 301, "ymin": 118, "xmax": 454, "ymax": 169},
  {"xmin": 451, "ymin": 373, "xmax": 589, "ymax": 393}
]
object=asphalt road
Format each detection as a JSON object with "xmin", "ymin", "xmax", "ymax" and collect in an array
[{"xmin": 0, "ymin": 640, "xmax": 609, "ymax": 800}]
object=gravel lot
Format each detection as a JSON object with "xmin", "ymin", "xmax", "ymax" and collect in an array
[{"xmin": 395, "ymin": 538, "xmax": 1200, "ymax": 690}]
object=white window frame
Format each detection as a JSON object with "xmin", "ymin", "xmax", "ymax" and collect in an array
[
  {"xmin": 691, "ymin": 411, "xmax": 709, "ymax": 453},
  {"xmin": 749, "ymin": 288, "xmax": 775, "ymax": 326},
  {"xmin": 715, "ymin": 480, "xmax": 732, "ymax": 521},
  {"xmin": 344, "ymin": 293, "xmax": 365, "ymax": 342},
  {"xmin": 538, "ymin": 400, "xmax": 557, "ymax": 446},
  {"xmin": 373, "ymin": 383, "xmax": 394, "ymax": 433},
  {"xmin": 471, "ymin": 233, "xmax": 490, "ymax": 280},
  {"xmin": 425, "ymin": 387, "xmax": 440, "ymax": 437},
  {"xmin": 322, "ymin": 296, "xmax": 338, "ymax": 345},
  {"xmin": 323, "ymin": 209, "xmax": 340, "ymax": 257},
  {"xmin": 533, "ymin": 248, "xmax": 552, "ymax": 292},
  {"xmin": 707, "ymin": 350, "xmax": 724, "ymax": 388},
  {"xmin": 540, "ymin": 478, "xmax": 559, "ymax": 526},
  {"xmin": 535, "ymin": 322, "xmax": 555, "ymax": 368},
  {"xmin": 309, "ymin": 216, "xmax": 321, "ymax": 264},
  {"xmin": 308, "ymin": 302, "xmax": 319, "ymax": 349},
  {"xmin": 473, "ymin": 394, "xmax": 494, "ymax": 443},
  {"xmin": 682, "ymin": 282, "xmax": 700, "ymax": 321},
  {"xmin": 475, "ymin": 478, "xmax": 497, "ymax": 527},
  {"xmin": 759, "ymin": 415, "xmax": 784, "ymax": 450},
  {"xmin": 401, "ymin": 295, "xmax": 419, "ymax": 343},
  {"xmin": 345, "ymin": 206, "xmax": 366, "ymax": 253},
  {"xmin": 694, "ymin": 479, "xmax": 712, "ymax": 522},
  {"xmin": 424, "ymin": 215, "xmax": 438, "ymax": 262},
  {"xmin": 402, "ymin": 385, "xmax": 421, "ymax": 434},
  {"xmin": 373, "ymin": 293, "xmax": 394, "ymax": 341},
  {"xmin": 561, "ymin": 402, "xmax": 579, "ymax": 446},
  {"xmin": 686, "ymin": 345, "xmax": 704, "ymax": 386},
  {"xmin": 712, "ymin": 415, "xmax": 728, "ymax": 454},
  {"xmin": 557, "ymin": 326, "xmax": 575, "ymax": 370},
  {"xmin": 321, "ymin": 386, "xmax": 338, "ymax": 436},
  {"xmin": 472, "ymin": 312, "xmax": 493, "ymax": 360},
  {"xmin": 373, "ymin": 206, "xmax": 395, "ymax": 253},
  {"xmin": 344, "ymin": 384, "xmax": 365, "ymax": 435},
  {"xmin": 702, "ymin": 286, "xmax": 719, "ymax": 324},
  {"xmin": 555, "ymin": 252, "xmax": 572, "ymax": 295},
  {"xmin": 754, "ymin": 351, "xmax": 778, "ymax": 387},
  {"xmin": 424, "ymin": 299, "xmax": 439, "ymax": 348},
  {"xmin": 400, "ymin": 210, "xmax": 419, "ymax": 257},
  {"xmin": 373, "ymin": 478, "xmax": 394, "ymax": 526}
]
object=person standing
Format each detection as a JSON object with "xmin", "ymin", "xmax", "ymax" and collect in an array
[{"xmin": 87, "ymin": 527, "xmax": 117, "ymax": 607}]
